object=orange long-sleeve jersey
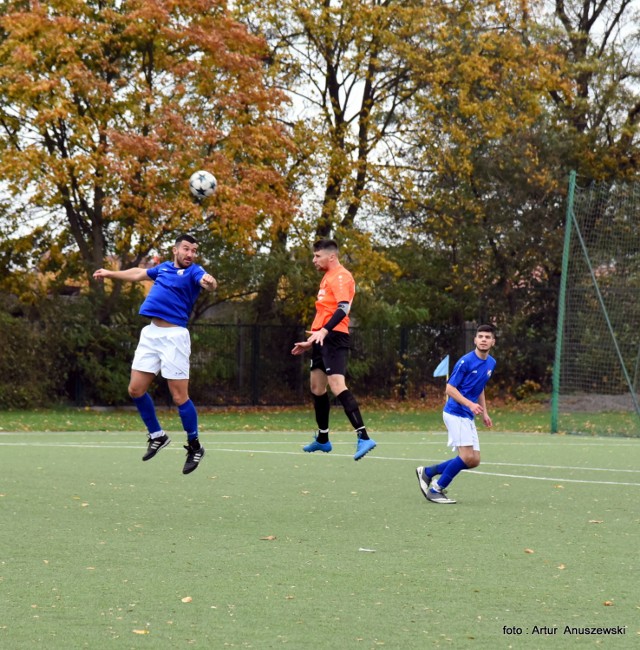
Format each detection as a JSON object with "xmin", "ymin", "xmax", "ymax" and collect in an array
[{"xmin": 311, "ymin": 264, "xmax": 355, "ymax": 334}]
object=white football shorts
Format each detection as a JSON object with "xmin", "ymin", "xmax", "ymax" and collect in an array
[
  {"xmin": 131, "ymin": 323, "xmax": 191, "ymax": 380},
  {"xmin": 443, "ymin": 411, "xmax": 480, "ymax": 451}
]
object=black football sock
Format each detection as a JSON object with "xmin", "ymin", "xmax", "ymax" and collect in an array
[
  {"xmin": 336, "ymin": 389, "xmax": 367, "ymax": 435},
  {"xmin": 313, "ymin": 392, "xmax": 331, "ymax": 435}
]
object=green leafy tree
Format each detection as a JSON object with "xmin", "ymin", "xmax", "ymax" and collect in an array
[
  {"xmin": 344, "ymin": 2, "xmax": 568, "ymax": 389},
  {"xmin": 546, "ymin": 0, "xmax": 640, "ymax": 180}
]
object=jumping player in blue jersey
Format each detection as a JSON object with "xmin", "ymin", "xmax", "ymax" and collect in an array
[
  {"xmin": 93, "ymin": 234, "xmax": 217, "ymax": 475},
  {"xmin": 416, "ymin": 324, "xmax": 496, "ymax": 504}
]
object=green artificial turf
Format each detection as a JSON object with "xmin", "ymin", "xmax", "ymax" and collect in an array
[{"xmin": 1, "ymin": 429, "xmax": 638, "ymax": 648}]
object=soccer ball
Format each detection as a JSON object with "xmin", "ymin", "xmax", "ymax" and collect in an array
[{"xmin": 189, "ymin": 170, "xmax": 217, "ymax": 199}]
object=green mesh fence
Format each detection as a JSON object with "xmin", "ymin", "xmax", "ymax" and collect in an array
[{"xmin": 552, "ymin": 171, "xmax": 640, "ymax": 436}]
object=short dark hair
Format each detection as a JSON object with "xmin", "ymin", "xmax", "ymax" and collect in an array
[
  {"xmin": 313, "ymin": 239, "xmax": 339, "ymax": 253},
  {"xmin": 175, "ymin": 234, "xmax": 198, "ymax": 246},
  {"xmin": 476, "ymin": 324, "xmax": 496, "ymax": 337}
]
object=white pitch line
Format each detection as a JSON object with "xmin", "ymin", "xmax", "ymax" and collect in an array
[
  {"xmin": 0, "ymin": 442, "xmax": 152, "ymax": 449},
  {"xmin": 1, "ymin": 441, "xmax": 639, "ymax": 486},
  {"xmin": 474, "ymin": 461, "xmax": 640, "ymax": 474},
  {"xmin": 467, "ymin": 469, "xmax": 640, "ymax": 487}
]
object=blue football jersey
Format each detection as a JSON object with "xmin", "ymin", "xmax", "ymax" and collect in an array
[
  {"xmin": 444, "ymin": 350, "xmax": 496, "ymax": 420},
  {"xmin": 139, "ymin": 261, "xmax": 206, "ymax": 327}
]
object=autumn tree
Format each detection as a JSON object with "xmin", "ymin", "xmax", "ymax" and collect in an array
[
  {"xmin": 387, "ymin": 3, "xmax": 566, "ymax": 298},
  {"xmin": 0, "ymin": 0, "xmax": 296, "ymax": 318},
  {"xmin": 236, "ymin": 1, "xmax": 434, "ymax": 238}
]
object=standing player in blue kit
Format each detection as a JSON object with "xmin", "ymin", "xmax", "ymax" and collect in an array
[
  {"xmin": 94, "ymin": 234, "xmax": 216, "ymax": 475},
  {"xmin": 416, "ymin": 325, "xmax": 496, "ymax": 504}
]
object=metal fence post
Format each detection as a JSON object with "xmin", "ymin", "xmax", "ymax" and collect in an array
[
  {"xmin": 399, "ymin": 326, "xmax": 409, "ymax": 399},
  {"xmin": 251, "ymin": 324, "xmax": 260, "ymax": 405}
]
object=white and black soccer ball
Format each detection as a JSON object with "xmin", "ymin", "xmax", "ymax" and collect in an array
[{"xmin": 189, "ymin": 170, "xmax": 217, "ymax": 199}]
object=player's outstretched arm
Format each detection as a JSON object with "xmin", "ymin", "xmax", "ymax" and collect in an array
[{"xmin": 93, "ymin": 267, "xmax": 150, "ymax": 283}]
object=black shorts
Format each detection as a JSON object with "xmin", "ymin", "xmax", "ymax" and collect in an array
[{"xmin": 310, "ymin": 331, "xmax": 351, "ymax": 376}]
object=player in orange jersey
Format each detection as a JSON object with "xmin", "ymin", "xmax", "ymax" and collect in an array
[{"xmin": 291, "ymin": 239, "xmax": 376, "ymax": 460}]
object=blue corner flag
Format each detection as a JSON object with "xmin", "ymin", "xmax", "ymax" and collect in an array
[{"xmin": 433, "ymin": 355, "xmax": 450, "ymax": 378}]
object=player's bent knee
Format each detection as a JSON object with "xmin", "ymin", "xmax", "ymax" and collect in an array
[
  {"xmin": 128, "ymin": 386, "xmax": 145, "ymax": 399},
  {"xmin": 459, "ymin": 452, "xmax": 480, "ymax": 468},
  {"xmin": 327, "ymin": 377, "xmax": 347, "ymax": 395},
  {"xmin": 169, "ymin": 390, "xmax": 189, "ymax": 406}
]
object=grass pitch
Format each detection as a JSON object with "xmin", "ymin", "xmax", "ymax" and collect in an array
[{"xmin": 1, "ymin": 427, "xmax": 638, "ymax": 649}]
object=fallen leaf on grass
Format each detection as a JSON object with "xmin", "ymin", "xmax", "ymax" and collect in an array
[
  {"xmin": 557, "ymin": 564, "xmax": 566, "ymax": 570},
  {"xmin": 260, "ymin": 535, "xmax": 277, "ymax": 541},
  {"xmin": 181, "ymin": 597, "xmax": 192, "ymax": 603},
  {"xmin": 133, "ymin": 630, "xmax": 149, "ymax": 635},
  {"xmin": 588, "ymin": 520, "xmax": 604, "ymax": 524},
  {"xmin": 524, "ymin": 548, "xmax": 535, "ymax": 554},
  {"xmin": 604, "ymin": 601, "xmax": 614, "ymax": 606}
]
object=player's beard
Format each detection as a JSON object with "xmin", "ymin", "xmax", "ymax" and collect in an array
[{"xmin": 175, "ymin": 253, "xmax": 193, "ymax": 269}]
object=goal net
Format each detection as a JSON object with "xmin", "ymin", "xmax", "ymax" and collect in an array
[{"xmin": 552, "ymin": 172, "xmax": 640, "ymax": 437}]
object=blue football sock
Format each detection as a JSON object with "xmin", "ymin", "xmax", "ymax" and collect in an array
[
  {"xmin": 437, "ymin": 456, "xmax": 469, "ymax": 489},
  {"xmin": 178, "ymin": 399, "xmax": 199, "ymax": 441},
  {"xmin": 132, "ymin": 393, "xmax": 162, "ymax": 435},
  {"xmin": 425, "ymin": 458, "xmax": 455, "ymax": 479}
]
